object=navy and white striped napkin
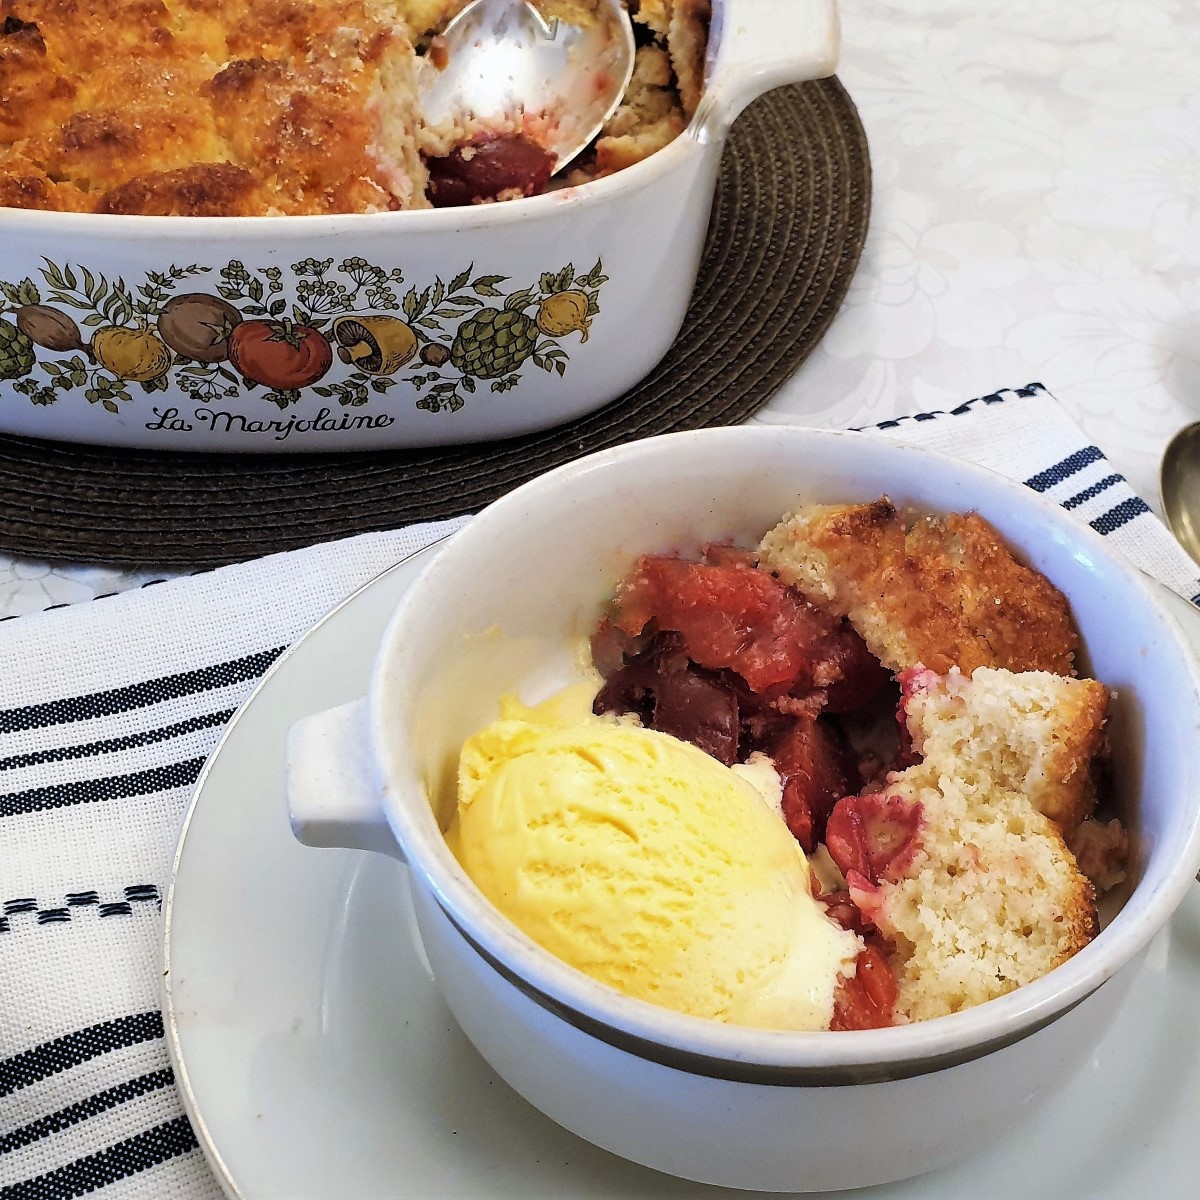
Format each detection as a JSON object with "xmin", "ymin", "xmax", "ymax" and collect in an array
[{"xmin": 1, "ymin": 382, "xmax": 1197, "ymax": 1199}]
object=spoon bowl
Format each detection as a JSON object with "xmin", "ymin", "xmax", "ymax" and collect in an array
[
  {"xmin": 418, "ymin": 0, "xmax": 637, "ymax": 173},
  {"xmin": 1159, "ymin": 422, "xmax": 1200, "ymax": 565}
]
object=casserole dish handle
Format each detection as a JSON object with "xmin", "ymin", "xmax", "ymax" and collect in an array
[
  {"xmin": 694, "ymin": 0, "xmax": 840, "ymax": 133},
  {"xmin": 285, "ymin": 699, "xmax": 406, "ymax": 860}
]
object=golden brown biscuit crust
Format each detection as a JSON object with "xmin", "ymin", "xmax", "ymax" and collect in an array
[
  {"xmin": 758, "ymin": 499, "xmax": 1081, "ymax": 677},
  {"xmin": 96, "ymin": 164, "xmax": 264, "ymax": 217},
  {"xmin": 905, "ymin": 511, "xmax": 1079, "ymax": 676},
  {"xmin": 0, "ymin": 0, "xmax": 422, "ymax": 215}
]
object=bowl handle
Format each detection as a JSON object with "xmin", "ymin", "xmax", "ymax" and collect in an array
[
  {"xmin": 284, "ymin": 698, "xmax": 406, "ymax": 861},
  {"xmin": 693, "ymin": 0, "xmax": 841, "ymax": 133}
]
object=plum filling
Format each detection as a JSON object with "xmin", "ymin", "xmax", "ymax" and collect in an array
[
  {"xmin": 604, "ymin": 553, "xmax": 881, "ymax": 698},
  {"xmin": 765, "ymin": 715, "xmax": 860, "ymax": 853},
  {"xmin": 826, "ymin": 792, "xmax": 925, "ymax": 887},
  {"xmin": 830, "ymin": 939, "xmax": 898, "ymax": 1031},
  {"xmin": 593, "ymin": 552, "xmax": 888, "ymax": 846},
  {"xmin": 424, "ymin": 134, "xmax": 555, "ymax": 207},
  {"xmin": 593, "ymin": 631, "xmax": 740, "ymax": 764}
]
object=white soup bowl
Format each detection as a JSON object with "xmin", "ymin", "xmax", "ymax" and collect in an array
[{"xmin": 284, "ymin": 425, "xmax": 1200, "ymax": 1192}]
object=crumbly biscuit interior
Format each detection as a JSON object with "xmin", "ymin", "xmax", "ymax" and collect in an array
[{"xmin": 879, "ymin": 667, "xmax": 1102, "ymax": 1021}]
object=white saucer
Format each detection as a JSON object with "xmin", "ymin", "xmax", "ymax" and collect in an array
[{"xmin": 163, "ymin": 549, "xmax": 1200, "ymax": 1199}]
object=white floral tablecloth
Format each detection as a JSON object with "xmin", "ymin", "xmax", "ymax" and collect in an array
[
  {"xmin": 763, "ymin": 0, "xmax": 1199, "ymax": 477},
  {"xmin": 2, "ymin": 0, "xmax": 1197, "ymax": 618}
]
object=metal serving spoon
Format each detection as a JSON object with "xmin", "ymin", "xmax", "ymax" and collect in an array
[
  {"xmin": 1159, "ymin": 422, "xmax": 1200, "ymax": 566},
  {"xmin": 418, "ymin": 0, "xmax": 636, "ymax": 173}
]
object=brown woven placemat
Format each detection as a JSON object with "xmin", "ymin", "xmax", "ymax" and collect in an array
[{"xmin": 0, "ymin": 77, "xmax": 870, "ymax": 568}]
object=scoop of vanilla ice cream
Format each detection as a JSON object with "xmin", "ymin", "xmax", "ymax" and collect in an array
[{"xmin": 447, "ymin": 685, "xmax": 861, "ymax": 1030}]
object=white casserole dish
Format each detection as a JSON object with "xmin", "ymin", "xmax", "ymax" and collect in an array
[
  {"xmin": 0, "ymin": 0, "xmax": 838, "ymax": 452},
  {"xmin": 283, "ymin": 425, "xmax": 1200, "ymax": 1192}
]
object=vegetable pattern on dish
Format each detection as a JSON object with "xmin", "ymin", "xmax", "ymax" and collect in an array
[{"xmin": 0, "ymin": 257, "xmax": 607, "ymax": 414}]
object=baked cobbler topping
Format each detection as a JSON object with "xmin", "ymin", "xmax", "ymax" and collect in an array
[{"xmin": 0, "ymin": 0, "xmax": 711, "ymax": 215}]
